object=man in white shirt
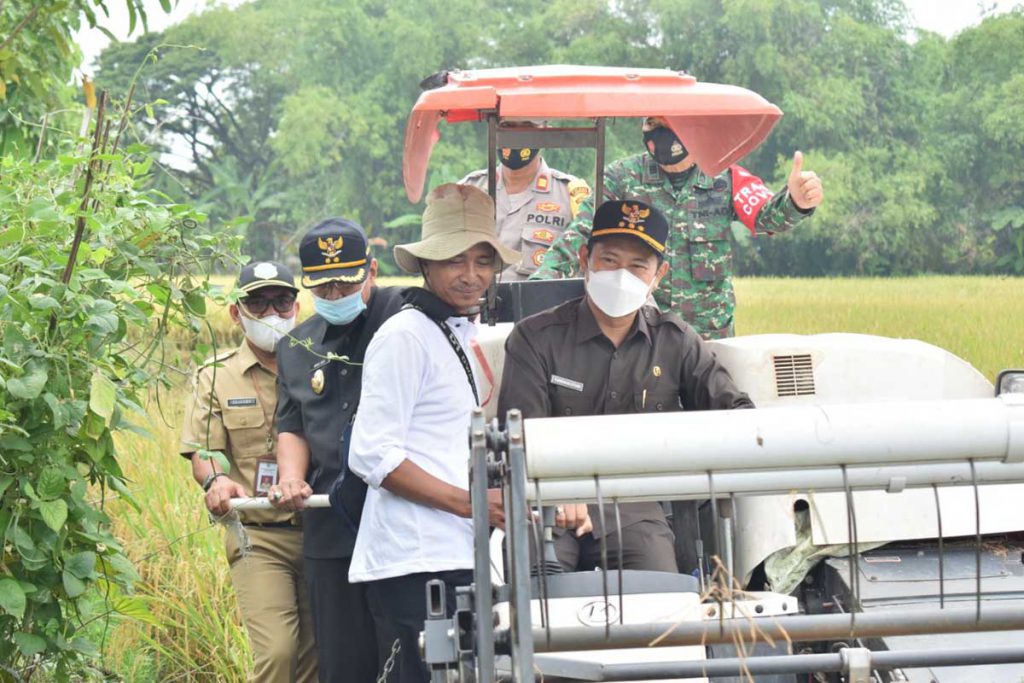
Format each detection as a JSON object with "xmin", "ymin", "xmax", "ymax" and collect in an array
[{"xmin": 347, "ymin": 183, "xmax": 519, "ymax": 682}]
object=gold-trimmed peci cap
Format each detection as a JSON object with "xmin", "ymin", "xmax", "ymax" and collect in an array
[
  {"xmin": 299, "ymin": 218, "xmax": 371, "ymax": 288},
  {"xmin": 588, "ymin": 199, "xmax": 669, "ymax": 255}
]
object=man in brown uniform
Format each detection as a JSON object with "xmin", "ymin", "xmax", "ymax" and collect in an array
[
  {"xmin": 461, "ymin": 121, "xmax": 590, "ymax": 281},
  {"xmin": 181, "ymin": 261, "xmax": 316, "ymax": 683},
  {"xmin": 497, "ymin": 200, "xmax": 753, "ymax": 572}
]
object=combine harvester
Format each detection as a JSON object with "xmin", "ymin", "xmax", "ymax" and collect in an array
[{"xmin": 237, "ymin": 66, "xmax": 1024, "ymax": 681}]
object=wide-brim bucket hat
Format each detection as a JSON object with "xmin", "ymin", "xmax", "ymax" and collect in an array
[{"xmin": 393, "ymin": 183, "xmax": 521, "ymax": 274}]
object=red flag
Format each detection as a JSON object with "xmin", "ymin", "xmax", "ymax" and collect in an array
[{"xmin": 731, "ymin": 165, "xmax": 775, "ymax": 235}]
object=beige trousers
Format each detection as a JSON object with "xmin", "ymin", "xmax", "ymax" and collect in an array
[{"xmin": 225, "ymin": 526, "xmax": 317, "ymax": 683}]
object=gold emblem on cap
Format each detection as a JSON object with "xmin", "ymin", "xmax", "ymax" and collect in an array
[
  {"xmin": 653, "ymin": 365, "xmax": 662, "ymax": 377},
  {"xmin": 317, "ymin": 236, "xmax": 344, "ymax": 264},
  {"xmin": 311, "ymin": 368, "xmax": 325, "ymax": 395},
  {"xmin": 619, "ymin": 203, "xmax": 651, "ymax": 231}
]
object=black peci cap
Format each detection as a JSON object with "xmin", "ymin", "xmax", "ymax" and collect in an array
[
  {"xmin": 237, "ymin": 260, "xmax": 298, "ymax": 294},
  {"xmin": 588, "ymin": 199, "xmax": 669, "ymax": 255},
  {"xmin": 299, "ymin": 218, "xmax": 371, "ymax": 288}
]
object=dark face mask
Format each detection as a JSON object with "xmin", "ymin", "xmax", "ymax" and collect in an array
[
  {"xmin": 499, "ymin": 147, "xmax": 539, "ymax": 170},
  {"xmin": 643, "ymin": 127, "xmax": 688, "ymax": 166}
]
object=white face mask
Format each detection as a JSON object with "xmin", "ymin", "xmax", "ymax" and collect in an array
[
  {"xmin": 585, "ymin": 267, "xmax": 653, "ymax": 318},
  {"xmin": 240, "ymin": 313, "xmax": 296, "ymax": 353}
]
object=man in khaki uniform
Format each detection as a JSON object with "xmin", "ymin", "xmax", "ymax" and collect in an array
[
  {"xmin": 461, "ymin": 122, "xmax": 590, "ymax": 281},
  {"xmin": 181, "ymin": 260, "xmax": 316, "ymax": 683}
]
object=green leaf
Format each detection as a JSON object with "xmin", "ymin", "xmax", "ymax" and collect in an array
[
  {"xmin": 198, "ymin": 448, "xmax": 230, "ymax": 474},
  {"xmin": 62, "ymin": 570, "xmax": 85, "ymax": 598},
  {"xmin": 26, "ymin": 197, "xmax": 60, "ymax": 222},
  {"xmin": 7, "ymin": 365, "xmax": 48, "ymax": 400},
  {"xmin": 183, "ymin": 289, "xmax": 206, "ymax": 315},
  {"xmin": 43, "ymin": 393, "xmax": 69, "ymax": 429},
  {"xmin": 12, "ymin": 632, "xmax": 46, "ymax": 657},
  {"xmin": 38, "ymin": 467, "xmax": 65, "ymax": 499},
  {"xmin": 0, "ymin": 433, "xmax": 32, "ymax": 451},
  {"xmin": 112, "ymin": 595, "xmax": 160, "ymax": 626},
  {"xmin": 28, "ymin": 294, "xmax": 60, "ymax": 311},
  {"xmin": 0, "ymin": 474, "xmax": 13, "ymax": 498},
  {"xmin": 85, "ymin": 312, "xmax": 120, "ymax": 334},
  {"xmin": 0, "ymin": 578, "xmax": 26, "ymax": 619},
  {"xmin": 0, "ymin": 224, "xmax": 24, "ymax": 248},
  {"xmin": 109, "ymin": 476, "xmax": 140, "ymax": 513},
  {"xmin": 66, "ymin": 551, "xmax": 97, "ymax": 580},
  {"xmin": 89, "ymin": 371, "xmax": 117, "ymax": 423},
  {"xmin": 39, "ymin": 499, "xmax": 68, "ymax": 532}
]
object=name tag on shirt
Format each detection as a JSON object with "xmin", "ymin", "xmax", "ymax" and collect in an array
[
  {"xmin": 550, "ymin": 374, "xmax": 584, "ymax": 392},
  {"xmin": 227, "ymin": 397, "xmax": 258, "ymax": 407}
]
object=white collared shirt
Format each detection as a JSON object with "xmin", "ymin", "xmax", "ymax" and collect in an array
[{"xmin": 348, "ymin": 307, "xmax": 480, "ymax": 582}]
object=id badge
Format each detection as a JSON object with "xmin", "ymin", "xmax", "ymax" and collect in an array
[{"xmin": 254, "ymin": 459, "xmax": 279, "ymax": 496}]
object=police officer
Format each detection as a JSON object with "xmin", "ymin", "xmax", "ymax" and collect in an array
[
  {"xmin": 461, "ymin": 121, "xmax": 591, "ymax": 281},
  {"xmin": 499, "ymin": 200, "xmax": 755, "ymax": 573},
  {"xmin": 268, "ymin": 219, "xmax": 404, "ymax": 683},
  {"xmin": 180, "ymin": 261, "xmax": 316, "ymax": 683},
  {"xmin": 533, "ymin": 116, "xmax": 824, "ymax": 340}
]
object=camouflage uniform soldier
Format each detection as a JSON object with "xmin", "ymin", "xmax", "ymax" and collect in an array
[
  {"xmin": 461, "ymin": 121, "xmax": 590, "ymax": 281},
  {"xmin": 532, "ymin": 116, "xmax": 824, "ymax": 339}
]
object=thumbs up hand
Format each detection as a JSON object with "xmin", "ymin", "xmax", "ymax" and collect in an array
[{"xmin": 787, "ymin": 151, "xmax": 823, "ymax": 210}]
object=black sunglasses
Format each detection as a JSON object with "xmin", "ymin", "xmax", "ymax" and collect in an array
[{"xmin": 241, "ymin": 294, "xmax": 296, "ymax": 315}]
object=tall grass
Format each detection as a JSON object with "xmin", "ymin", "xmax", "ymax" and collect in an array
[
  {"xmin": 100, "ymin": 276, "xmax": 1022, "ymax": 680},
  {"xmin": 102, "ymin": 395, "xmax": 251, "ymax": 682},
  {"xmin": 734, "ymin": 276, "xmax": 1023, "ymax": 381}
]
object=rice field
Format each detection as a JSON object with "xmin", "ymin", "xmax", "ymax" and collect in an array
[{"xmin": 100, "ymin": 276, "xmax": 1022, "ymax": 681}]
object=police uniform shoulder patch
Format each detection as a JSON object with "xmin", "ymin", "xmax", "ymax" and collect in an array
[
  {"xmin": 535, "ymin": 174, "xmax": 550, "ymax": 192},
  {"xmin": 567, "ymin": 177, "xmax": 591, "ymax": 217}
]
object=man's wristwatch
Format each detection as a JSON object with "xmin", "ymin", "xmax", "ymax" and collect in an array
[{"xmin": 202, "ymin": 472, "xmax": 227, "ymax": 492}]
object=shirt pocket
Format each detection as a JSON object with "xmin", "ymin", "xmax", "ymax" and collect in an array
[
  {"xmin": 550, "ymin": 388, "xmax": 592, "ymax": 417},
  {"xmin": 517, "ymin": 226, "xmax": 560, "ymax": 275},
  {"xmin": 688, "ymin": 219, "xmax": 732, "ymax": 282},
  {"xmin": 634, "ymin": 390, "xmax": 682, "ymax": 413},
  {"xmin": 222, "ymin": 406, "xmax": 269, "ymax": 458}
]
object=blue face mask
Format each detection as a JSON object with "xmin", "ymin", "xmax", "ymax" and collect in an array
[{"xmin": 313, "ymin": 289, "xmax": 366, "ymax": 326}]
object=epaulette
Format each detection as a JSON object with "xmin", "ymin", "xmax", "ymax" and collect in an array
[
  {"xmin": 460, "ymin": 169, "xmax": 489, "ymax": 183},
  {"xmin": 547, "ymin": 167, "xmax": 579, "ymax": 183},
  {"xmin": 199, "ymin": 348, "xmax": 238, "ymax": 368},
  {"xmin": 643, "ymin": 306, "xmax": 694, "ymax": 336}
]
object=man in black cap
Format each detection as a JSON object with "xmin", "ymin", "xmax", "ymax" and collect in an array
[
  {"xmin": 498, "ymin": 199, "xmax": 755, "ymax": 572},
  {"xmin": 181, "ymin": 261, "xmax": 317, "ymax": 682},
  {"xmin": 268, "ymin": 219, "xmax": 404, "ymax": 682}
]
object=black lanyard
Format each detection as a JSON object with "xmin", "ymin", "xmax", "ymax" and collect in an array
[{"xmin": 402, "ymin": 304, "xmax": 480, "ymax": 405}]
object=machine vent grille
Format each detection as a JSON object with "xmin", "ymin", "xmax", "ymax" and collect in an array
[{"xmin": 773, "ymin": 354, "xmax": 816, "ymax": 397}]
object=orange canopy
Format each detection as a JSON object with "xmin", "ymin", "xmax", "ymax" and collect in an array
[{"xmin": 403, "ymin": 65, "xmax": 783, "ymax": 202}]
